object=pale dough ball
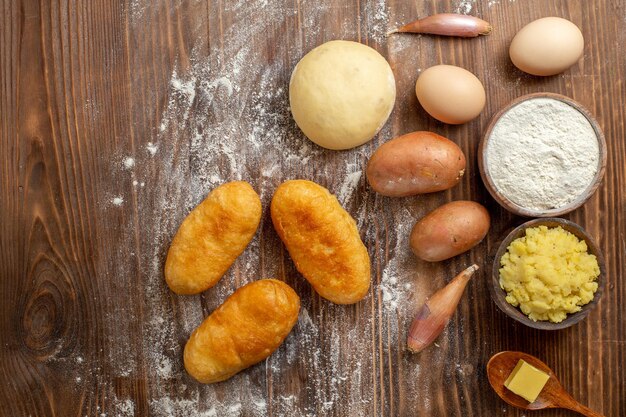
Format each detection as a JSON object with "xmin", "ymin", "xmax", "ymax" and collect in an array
[{"xmin": 289, "ymin": 40, "xmax": 396, "ymax": 150}]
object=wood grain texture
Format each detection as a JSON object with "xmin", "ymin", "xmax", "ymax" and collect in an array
[{"xmin": 0, "ymin": 0, "xmax": 624, "ymax": 416}]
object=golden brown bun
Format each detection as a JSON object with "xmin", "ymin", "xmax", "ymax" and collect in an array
[
  {"xmin": 165, "ymin": 181, "xmax": 262, "ymax": 294},
  {"xmin": 270, "ymin": 179, "xmax": 370, "ymax": 304},
  {"xmin": 183, "ymin": 279, "xmax": 300, "ymax": 383}
]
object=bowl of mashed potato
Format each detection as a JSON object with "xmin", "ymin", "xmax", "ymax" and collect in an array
[{"xmin": 490, "ymin": 218, "xmax": 606, "ymax": 330}]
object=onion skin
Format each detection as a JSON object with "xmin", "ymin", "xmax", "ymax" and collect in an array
[
  {"xmin": 389, "ymin": 14, "xmax": 492, "ymax": 37},
  {"xmin": 407, "ymin": 264, "xmax": 479, "ymax": 353}
]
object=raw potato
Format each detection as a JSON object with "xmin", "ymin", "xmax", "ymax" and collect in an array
[
  {"xmin": 184, "ymin": 279, "xmax": 300, "ymax": 383},
  {"xmin": 165, "ymin": 181, "xmax": 262, "ymax": 295},
  {"xmin": 271, "ymin": 180, "xmax": 371, "ymax": 304},
  {"xmin": 410, "ymin": 201, "xmax": 490, "ymax": 262},
  {"xmin": 366, "ymin": 131, "xmax": 466, "ymax": 197},
  {"xmin": 289, "ymin": 40, "xmax": 396, "ymax": 150}
]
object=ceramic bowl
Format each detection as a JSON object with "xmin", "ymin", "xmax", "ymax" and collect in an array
[
  {"xmin": 478, "ymin": 92, "xmax": 607, "ymax": 217},
  {"xmin": 490, "ymin": 218, "xmax": 606, "ymax": 330}
]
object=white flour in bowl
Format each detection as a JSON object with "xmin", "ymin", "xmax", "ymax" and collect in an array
[{"xmin": 485, "ymin": 97, "xmax": 599, "ymax": 211}]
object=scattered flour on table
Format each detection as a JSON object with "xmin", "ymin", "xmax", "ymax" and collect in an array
[
  {"xmin": 485, "ymin": 98, "xmax": 599, "ymax": 211},
  {"xmin": 388, "ymin": 33, "xmax": 417, "ymax": 55},
  {"xmin": 378, "ymin": 208, "xmax": 416, "ymax": 318},
  {"xmin": 364, "ymin": 0, "xmax": 390, "ymax": 42},
  {"xmin": 488, "ymin": 0, "xmax": 518, "ymax": 7},
  {"xmin": 112, "ymin": 196, "xmax": 124, "ymax": 206},
  {"xmin": 146, "ymin": 142, "xmax": 158, "ymax": 156},
  {"xmin": 99, "ymin": 0, "xmax": 434, "ymax": 415},
  {"xmin": 454, "ymin": 0, "xmax": 477, "ymax": 14},
  {"xmin": 126, "ymin": 0, "xmax": 364, "ymax": 415},
  {"xmin": 454, "ymin": 0, "xmax": 523, "ymax": 14},
  {"xmin": 114, "ymin": 399, "xmax": 135, "ymax": 417},
  {"xmin": 210, "ymin": 76, "xmax": 234, "ymax": 97},
  {"xmin": 123, "ymin": 157, "xmax": 135, "ymax": 169},
  {"xmin": 337, "ymin": 167, "xmax": 363, "ymax": 205}
]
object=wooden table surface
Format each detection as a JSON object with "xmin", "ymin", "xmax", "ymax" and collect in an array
[{"xmin": 1, "ymin": 0, "xmax": 624, "ymax": 416}]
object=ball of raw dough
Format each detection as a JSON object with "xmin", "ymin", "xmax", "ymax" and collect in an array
[{"xmin": 289, "ymin": 40, "xmax": 396, "ymax": 150}]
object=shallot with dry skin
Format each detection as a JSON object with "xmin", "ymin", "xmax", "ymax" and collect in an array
[
  {"xmin": 407, "ymin": 264, "xmax": 479, "ymax": 353},
  {"xmin": 388, "ymin": 14, "xmax": 492, "ymax": 37}
]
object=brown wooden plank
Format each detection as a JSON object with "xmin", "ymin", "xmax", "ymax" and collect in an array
[{"xmin": 0, "ymin": 0, "xmax": 624, "ymax": 416}]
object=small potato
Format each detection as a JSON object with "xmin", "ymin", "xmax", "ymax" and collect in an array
[
  {"xmin": 271, "ymin": 180, "xmax": 370, "ymax": 304},
  {"xmin": 165, "ymin": 181, "xmax": 262, "ymax": 295},
  {"xmin": 366, "ymin": 131, "xmax": 466, "ymax": 197},
  {"xmin": 184, "ymin": 279, "xmax": 300, "ymax": 383},
  {"xmin": 410, "ymin": 201, "xmax": 490, "ymax": 262}
]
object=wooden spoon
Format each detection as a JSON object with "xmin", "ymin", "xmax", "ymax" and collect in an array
[{"xmin": 487, "ymin": 351, "xmax": 604, "ymax": 417}]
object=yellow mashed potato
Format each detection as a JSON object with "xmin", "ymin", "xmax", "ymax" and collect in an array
[{"xmin": 499, "ymin": 225, "xmax": 599, "ymax": 323}]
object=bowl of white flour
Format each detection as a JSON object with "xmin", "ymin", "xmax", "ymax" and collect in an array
[{"xmin": 478, "ymin": 93, "xmax": 607, "ymax": 217}]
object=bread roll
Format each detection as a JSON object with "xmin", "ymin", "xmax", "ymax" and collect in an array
[
  {"xmin": 184, "ymin": 279, "xmax": 300, "ymax": 383},
  {"xmin": 271, "ymin": 180, "xmax": 370, "ymax": 304},
  {"xmin": 165, "ymin": 181, "xmax": 261, "ymax": 294}
]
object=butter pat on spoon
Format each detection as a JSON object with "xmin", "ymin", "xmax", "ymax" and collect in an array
[{"xmin": 487, "ymin": 351, "xmax": 604, "ymax": 417}]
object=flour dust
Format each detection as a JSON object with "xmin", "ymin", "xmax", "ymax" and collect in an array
[{"xmin": 98, "ymin": 0, "xmax": 437, "ymax": 415}]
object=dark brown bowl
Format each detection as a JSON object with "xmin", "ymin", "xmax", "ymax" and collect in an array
[
  {"xmin": 478, "ymin": 93, "xmax": 607, "ymax": 217},
  {"xmin": 490, "ymin": 218, "xmax": 606, "ymax": 330}
]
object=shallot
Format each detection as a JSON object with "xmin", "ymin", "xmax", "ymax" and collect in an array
[
  {"xmin": 388, "ymin": 14, "xmax": 492, "ymax": 38},
  {"xmin": 407, "ymin": 264, "xmax": 479, "ymax": 353}
]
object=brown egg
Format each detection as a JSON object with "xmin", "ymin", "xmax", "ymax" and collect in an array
[
  {"xmin": 510, "ymin": 17, "xmax": 584, "ymax": 76},
  {"xmin": 415, "ymin": 65, "xmax": 486, "ymax": 125}
]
